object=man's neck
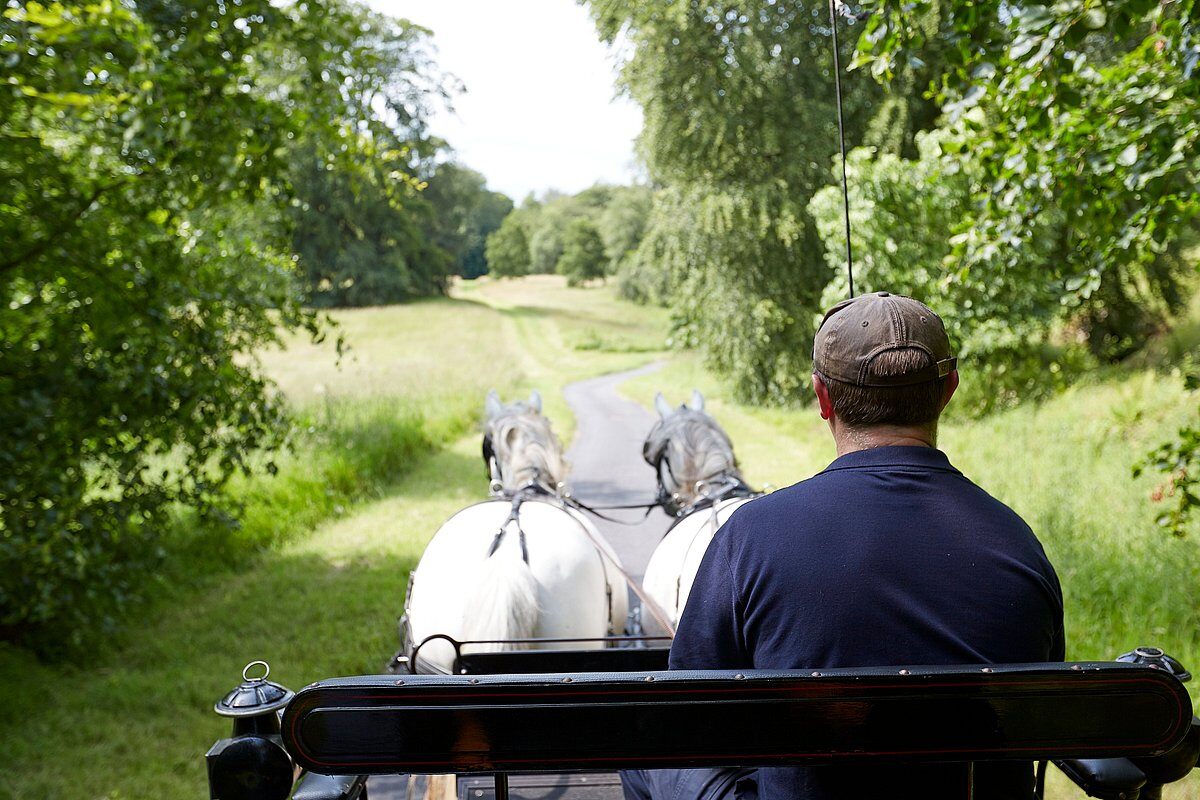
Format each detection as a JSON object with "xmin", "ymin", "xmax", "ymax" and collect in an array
[{"xmin": 833, "ymin": 424, "xmax": 937, "ymax": 456}]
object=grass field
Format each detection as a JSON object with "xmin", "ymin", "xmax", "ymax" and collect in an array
[
  {"xmin": 0, "ymin": 276, "xmax": 669, "ymax": 800},
  {"xmin": 2, "ymin": 275, "xmax": 1197, "ymax": 799}
]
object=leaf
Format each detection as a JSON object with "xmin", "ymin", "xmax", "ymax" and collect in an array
[{"xmin": 1082, "ymin": 8, "xmax": 1106, "ymax": 30}]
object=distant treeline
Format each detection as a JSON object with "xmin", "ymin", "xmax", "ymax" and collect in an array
[{"xmin": 485, "ymin": 185, "xmax": 655, "ymax": 287}]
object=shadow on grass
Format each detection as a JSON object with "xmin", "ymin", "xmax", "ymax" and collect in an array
[
  {"xmin": 0, "ymin": 445, "xmax": 486, "ymax": 799},
  {"xmin": 0, "ymin": 550, "xmax": 417, "ymax": 799}
]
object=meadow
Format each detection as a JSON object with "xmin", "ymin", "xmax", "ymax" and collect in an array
[{"xmin": 1, "ymin": 276, "xmax": 1197, "ymax": 799}]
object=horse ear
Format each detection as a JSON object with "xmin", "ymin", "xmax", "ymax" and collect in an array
[
  {"xmin": 485, "ymin": 390, "xmax": 503, "ymax": 419},
  {"xmin": 689, "ymin": 389, "xmax": 705, "ymax": 411},
  {"xmin": 529, "ymin": 389, "xmax": 542, "ymax": 413},
  {"xmin": 654, "ymin": 392, "xmax": 673, "ymax": 419}
]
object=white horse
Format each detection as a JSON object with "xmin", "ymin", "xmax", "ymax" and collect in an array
[
  {"xmin": 640, "ymin": 390, "xmax": 759, "ymax": 638},
  {"xmin": 403, "ymin": 390, "xmax": 629, "ymax": 674}
]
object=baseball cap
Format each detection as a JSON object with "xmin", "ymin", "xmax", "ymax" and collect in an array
[{"xmin": 812, "ymin": 291, "xmax": 957, "ymax": 387}]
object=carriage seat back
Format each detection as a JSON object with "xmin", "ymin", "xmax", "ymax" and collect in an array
[{"xmin": 282, "ymin": 661, "xmax": 1193, "ymax": 775}]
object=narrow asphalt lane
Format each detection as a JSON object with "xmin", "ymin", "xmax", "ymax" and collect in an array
[{"xmin": 562, "ymin": 361, "xmax": 673, "ymax": 583}]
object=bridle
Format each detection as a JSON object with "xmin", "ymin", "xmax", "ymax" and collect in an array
[{"xmin": 643, "ymin": 428, "xmax": 757, "ymax": 520}]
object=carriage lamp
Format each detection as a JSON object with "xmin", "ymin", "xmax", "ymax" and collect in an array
[
  {"xmin": 206, "ymin": 660, "xmax": 296, "ymax": 800},
  {"xmin": 1120, "ymin": 648, "xmax": 1200, "ymax": 797},
  {"xmin": 1116, "ymin": 646, "xmax": 1192, "ymax": 683}
]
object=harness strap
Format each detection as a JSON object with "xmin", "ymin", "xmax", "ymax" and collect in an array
[
  {"xmin": 562, "ymin": 495, "xmax": 660, "ymax": 526},
  {"xmin": 563, "ymin": 509, "xmax": 678, "ymax": 637},
  {"xmin": 486, "ymin": 493, "xmax": 533, "ymax": 564}
]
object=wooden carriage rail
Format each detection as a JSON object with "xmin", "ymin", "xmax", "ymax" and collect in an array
[{"xmin": 281, "ymin": 662, "xmax": 1193, "ymax": 775}]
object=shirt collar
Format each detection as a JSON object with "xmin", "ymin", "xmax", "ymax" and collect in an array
[{"xmin": 821, "ymin": 445, "xmax": 960, "ymax": 475}]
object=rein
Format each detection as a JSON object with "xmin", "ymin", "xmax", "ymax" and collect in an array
[{"xmin": 486, "ymin": 477, "xmax": 677, "ymax": 637}]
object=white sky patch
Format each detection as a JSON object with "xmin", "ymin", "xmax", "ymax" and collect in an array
[{"xmin": 373, "ymin": 0, "xmax": 644, "ymax": 201}]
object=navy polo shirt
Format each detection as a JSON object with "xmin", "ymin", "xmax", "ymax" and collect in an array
[{"xmin": 669, "ymin": 445, "xmax": 1065, "ymax": 800}]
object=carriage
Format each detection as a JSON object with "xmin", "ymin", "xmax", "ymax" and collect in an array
[{"xmin": 204, "ymin": 391, "xmax": 1200, "ymax": 800}]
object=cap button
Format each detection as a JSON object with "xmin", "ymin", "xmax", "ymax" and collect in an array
[{"xmin": 878, "ymin": 291, "xmax": 890, "ymax": 297}]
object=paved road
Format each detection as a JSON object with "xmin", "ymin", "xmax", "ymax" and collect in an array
[
  {"xmin": 562, "ymin": 361, "xmax": 673, "ymax": 583},
  {"xmin": 371, "ymin": 362, "xmax": 672, "ymax": 800}
]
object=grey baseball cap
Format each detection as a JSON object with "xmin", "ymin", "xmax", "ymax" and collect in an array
[{"xmin": 813, "ymin": 292, "xmax": 957, "ymax": 387}]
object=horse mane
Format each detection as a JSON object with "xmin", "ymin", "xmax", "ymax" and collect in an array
[
  {"xmin": 644, "ymin": 408, "xmax": 743, "ymax": 507},
  {"xmin": 486, "ymin": 402, "xmax": 569, "ymax": 493}
]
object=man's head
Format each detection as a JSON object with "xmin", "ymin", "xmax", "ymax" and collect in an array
[{"xmin": 811, "ymin": 292, "xmax": 959, "ymax": 450}]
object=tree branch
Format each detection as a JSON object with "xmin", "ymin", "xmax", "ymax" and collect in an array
[{"xmin": 0, "ymin": 180, "xmax": 122, "ymax": 276}]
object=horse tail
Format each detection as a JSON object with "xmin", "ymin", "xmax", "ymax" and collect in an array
[{"xmin": 461, "ymin": 529, "xmax": 540, "ymax": 650}]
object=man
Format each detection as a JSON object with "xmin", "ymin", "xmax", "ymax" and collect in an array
[{"xmin": 623, "ymin": 292, "xmax": 1064, "ymax": 800}]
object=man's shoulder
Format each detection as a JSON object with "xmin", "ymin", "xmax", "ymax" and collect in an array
[
  {"xmin": 720, "ymin": 474, "xmax": 838, "ymax": 538},
  {"xmin": 729, "ymin": 469, "xmax": 851, "ymax": 521}
]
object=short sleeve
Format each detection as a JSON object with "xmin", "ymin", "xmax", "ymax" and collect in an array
[{"xmin": 667, "ymin": 520, "xmax": 750, "ymax": 670}]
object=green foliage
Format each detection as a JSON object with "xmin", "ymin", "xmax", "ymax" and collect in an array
[
  {"xmin": 0, "ymin": 0, "xmax": 446, "ymax": 652},
  {"xmin": 842, "ymin": 0, "xmax": 1200, "ymax": 518},
  {"xmin": 282, "ymin": 7, "xmax": 453, "ymax": 306},
  {"xmin": 487, "ymin": 185, "xmax": 655, "ymax": 281},
  {"xmin": 851, "ymin": 0, "xmax": 1197, "ymax": 351},
  {"xmin": 530, "ymin": 210, "xmax": 569, "ymax": 274},
  {"xmin": 1135, "ymin": 365, "xmax": 1200, "ymax": 536},
  {"xmin": 421, "ymin": 162, "xmax": 513, "ymax": 279},
  {"xmin": 292, "ymin": 152, "xmax": 450, "ymax": 307},
  {"xmin": 558, "ymin": 218, "xmax": 608, "ymax": 286},
  {"xmin": 598, "ymin": 184, "xmax": 655, "ymax": 274},
  {"xmin": 584, "ymin": 0, "xmax": 882, "ymax": 403},
  {"xmin": 485, "ymin": 212, "xmax": 533, "ymax": 277},
  {"xmin": 809, "ymin": 132, "xmax": 1098, "ymax": 413}
]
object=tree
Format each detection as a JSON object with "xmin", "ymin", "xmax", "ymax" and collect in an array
[
  {"xmin": 485, "ymin": 213, "xmax": 532, "ymax": 277},
  {"xmin": 282, "ymin": 6, "xmax": 452, "ymax": 306},
  {"xmin": 529, "ymin": 208, "xmax": 569, "ymax": 274},
  {"xmin": 420, "ymin": 162, "xmax": 513, "ymax": 279},
  {"xmin": 583, "ymin": 0, "xmax": 882, "ymax": 403},
  {"xmin": 558, "ymin": 219, "xmax": 608, "ymax": 287},
  {"xmin": 598, "ymin": 185, "xmax": 655, "ymax": 271},
  {"xmin": 850, "ymin": 0, "xmax": 1196, "ymax": 347},
  {"xmin": 846, "ymin": 0, "xmax": 1199, "ymax": 524},
  {"xmin": 464, "ymin": 190, "xmax": 516, "ymax": 278},
  {"xmin": 0, "ymin": 0, "xmax": 445, "ymax": 652}
]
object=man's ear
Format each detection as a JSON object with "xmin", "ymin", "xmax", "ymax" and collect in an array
[
  {"xmin": 813, "ymin": 373, "xmax": 835, "ymax": 421},
  {"xmin": 940, "ymin": 370, "xmax": 960, "ymax": 411}
]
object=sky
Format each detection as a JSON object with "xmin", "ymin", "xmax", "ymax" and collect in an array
[{"xmin": 373, "ymin": 0, "xmax": 644, "ymax": 201}]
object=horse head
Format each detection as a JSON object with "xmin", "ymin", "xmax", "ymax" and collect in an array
[
  {"xmin": 483, "ymin": 389, "xmax": 568, "ymax": 494},
  {"xmin": 643, "ymin": 390, "xmax": 745, "ymax": 516}
]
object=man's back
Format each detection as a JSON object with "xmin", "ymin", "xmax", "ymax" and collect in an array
[{"xmin": 669, "ymin": 445, "xmax": 1065, "ymax": 800}]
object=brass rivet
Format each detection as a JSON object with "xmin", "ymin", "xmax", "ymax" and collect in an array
[
  {"xmin": 470, "ymin": 678, "xmax": 479, "ymax": 684},
  {"xmin": 899, "ymin": 669, "xmax": 911, "ymax": 676},
  {"xmin": 734, "ymin": 674, "xmax": 745, "ymax": 680},
  {"xmin": 562, "ymin": 677, "xmax": 573, "ymax": 683},
  {"xmin": 811, "ymin": 671, "xmax": 822, "ymax": 678},
  {"xmin": 981, "ymin": 668, "xmax": 992, "ymax": 673},
  {"xmin": 1071, "ymin": 664, "xmax": 1083, "ymax": 671},
  {"xmin": 644, "ymin": 676, "xmax": 655, "ymax": 682},
  {"xmin": 394, "ymin": 679, "xmax": 405, "ymax": 685}
]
